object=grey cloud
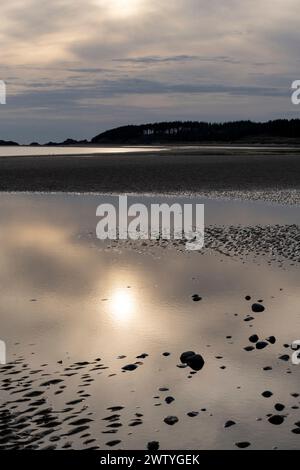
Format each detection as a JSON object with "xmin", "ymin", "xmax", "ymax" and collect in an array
[
  {"xmin": 7, "ymin": 78, "xmax": 288, "ymax": 112},
  {"xmin": 113, "ymin": 55, "xmax": 243, "ymax": 65},
  {"xmin": 1, "ymin": 0, "xmax": 299, "ymax": 141},
  {"xmin": 113, "ymin": 55, "xmax": 199, "ymax": 64}
]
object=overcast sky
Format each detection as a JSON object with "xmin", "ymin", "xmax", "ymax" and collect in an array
[{"xmin": 0, "ymin": 0, "xmax": 299, "ymax": 142}]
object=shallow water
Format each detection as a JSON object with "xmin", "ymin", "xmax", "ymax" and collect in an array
[
  {"xmin": 0, "ymin": 146, "xmax": 165, "ymax": 158},
  {"xmin": 0, "ymin": 193, "xmax": 299, "ymax": 450}
]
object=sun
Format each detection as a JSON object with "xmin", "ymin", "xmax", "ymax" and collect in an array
[{"xmin": 96, "ymin": 0, "xmax": 143, "ymax": 18}]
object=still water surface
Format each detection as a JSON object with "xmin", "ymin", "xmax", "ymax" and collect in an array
[{"xmin": 0, "ymin": 193, "xmax": 299, "ymax": 450}]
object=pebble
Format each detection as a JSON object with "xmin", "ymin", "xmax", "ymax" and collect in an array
[
  {"xmin": 165, "ymin": 397, "xmax": 175, "ymax": 404},
  {"xmin": 235, "ymin": 442, "xmax": 251, "ymax": 449},
  {"xmin": 224, "ymin": 420, "xmax": 236, "ymax": 428},
  {"xmin": 268, "ymin": 415, "xmax": 285, "ymax": 425},
  {"xmin": 279, "ymin": 355, "xmax": 290, "ymax": 362},
  {"xmin": 251, "ymin": 303, "xmax": 265, "ymax": 313},
  {"xmin": 192, "ymin": 295, "xmax": 202, "ymax": 302},
  {"xmin": 164, "ymin": 416, "xmax": 179, "ymax": 426},
  {"xmin": 256, "ymin": 341, "xmax": 268, "ymax": 350},
  {"xmin": 187, "ymin": 412, "xmax": 199, "ymax": 418},
  {"xmin": 147, "ymin": 441, "xmax": 160, "ymax": 451},
  {"xmin": 122, "ymin": 364, "xmax": 138, "ymax": 371},
  {"xmin": 180, "ymin": 351, "xmax": 196, "ymax": 364},
  {"xmin": 262, "ymin": 391, "xmax": 273, "ymax": 398},
  {"xmin": 186, "ymin": 354, "xmax": 205, "ymax": 372}
]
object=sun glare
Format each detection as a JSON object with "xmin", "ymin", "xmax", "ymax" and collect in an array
[
  {"xmin": 110, "ymin": 288, "xmax": 136, "ymax": 322},
  {"xmin": 96, "ymin": 0, "xmax": 143, "ymax": 18}
]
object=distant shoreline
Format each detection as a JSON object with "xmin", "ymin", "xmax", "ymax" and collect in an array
[{"xmin": 1, "ymin": 118, "xmax": 300, "ymax": 147}]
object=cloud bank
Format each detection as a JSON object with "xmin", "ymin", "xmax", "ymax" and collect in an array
[{"xmin": 0, "ymin": 0, "xmax": 299, "ymax": 142}]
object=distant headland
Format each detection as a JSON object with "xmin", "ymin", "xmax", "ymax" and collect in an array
[{"xmin": 1, "ymin": 119, "xmax": 300, "ymax": 146}]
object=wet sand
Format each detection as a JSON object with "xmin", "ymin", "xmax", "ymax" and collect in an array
[{"xmin": 0, "ymin": 148, "xmax": 300, "ymax": 198}]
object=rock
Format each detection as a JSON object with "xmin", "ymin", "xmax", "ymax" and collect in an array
[
  {"xmin": 147, "ymin": 441, "xmax": 160, "ymax": 451},
  {"xmin": 164, "ymin": 416, "xmax": 179, "ymax": 426},
  {"xmin": 235, "ymin": 442, "xmax": 251, "ymax": 449},
  {"xmin": 186, "ymin": 354, "xmax": 205, "ymax": 371},
  {"xmin": 266, "ymin": 336, "xmax": 276, "ymax": 344},
  {"xmin": 279, "ymin": 355, "xmax": 289, "ymax": 361},
  {"xmin": 136, "ymin": 353, "xmax": 148, "ymax": 359},
  {"xmin": 224, "ymin": 420, "xmax": 236, "ymax": 428},
  {"xmin": 268, "ymin": 415, "xmax": 284, "ymax": 425},
  {"xmin": 180, "ymin": 351, "xmax": 196, "ymax": 364},
  {"xmin": 262, "ymin": 391, "xmax": 273, "ymax": 398},
  {"xmin": 163, "ymin": 352, "xmax": 171, "ymax": 357},
  {"xmin": 192, "ymin": 295, "xmax": 202, "ymax": 302},
  {"xmin": 274, "ymin": 403, "xmax": 285, "ymax": 412},
  {"xmin": 256, "ymin": 341, "xmax": 268, "ymax": 350},
  {"xmin": 129, "ymin": 420, "xmax": 143, "ymax": 427},
  {"xmin": 165, "ymin": 396, "xmax": 175, "ymax": 404},
  {"xmin": 106, "ymin": 440, "xmax": 121, "ymax": 447},
  {"xmin": 244, "ymin": 346, "xmax": 255, "ymax": 352},
  {"xmin": 249, "ymin": 335, "xmax": 259, "ymax": 343},
  {"xmin": 122, "ymin": 364, "xmax": 138, "ymax": 371},
  {"xmin": 291, "ymin": 428, "xmax": 300, "ymax": 434},
  {"xmin": 245, "ymin": 296, "xmax": 251, "ymax": 301},
  {"xmin": 187, "ymin": 412, "xmax": 199, "ymax": 417},
  {"xmin": 251, "ymin": 303, "xmax": 265, "ymax": 313}
]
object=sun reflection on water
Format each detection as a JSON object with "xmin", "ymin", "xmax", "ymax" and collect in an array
[{"xmin": 109, "ymin": 287, "xmax": 136, "ymax": 322}]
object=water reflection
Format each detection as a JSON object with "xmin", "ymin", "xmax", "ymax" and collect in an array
[
  {"xmin": 109, "ymin": 287, "xmax": 136, "ymax": 323},
  {"xmin": 0, "ymin": 193, "xmax": 299, "ymax": 450}
]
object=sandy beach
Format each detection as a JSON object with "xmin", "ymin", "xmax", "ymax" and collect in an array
[{"xmin": 0, "ymin": 148, "xmax": 300, "ymax": 198}]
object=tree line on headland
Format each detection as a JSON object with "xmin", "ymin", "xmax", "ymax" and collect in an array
[
  {"xmin": 1, "ymin": 119, "xmax": 300, "ymax": 146},
  {"xmin": 91, "ymin": 119, "xmax": 300, "ymax": 144}
]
